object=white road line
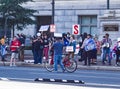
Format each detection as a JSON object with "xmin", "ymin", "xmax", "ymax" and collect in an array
[
  {"xmin": 0, "ymin": 77, "xmax": 34, "ymax": 81},
  {"xmin": 62, "ymin": 80, "xmax": 67, "ymax": 82},
  {"xmin": 50, "ymin": 79, "xmax": 55, "ymax": 82},
  {"xmin": 0, "ymin": 78, "xmax": 9, "ymax": 81},
  {"xmin": 86, "ymin": 83, "xmax": 120, "ymax": 88}
]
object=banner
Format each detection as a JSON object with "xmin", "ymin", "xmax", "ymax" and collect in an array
[{"xmin": 39, "ymin": 25, "xmax": 49, "ymax": 31}]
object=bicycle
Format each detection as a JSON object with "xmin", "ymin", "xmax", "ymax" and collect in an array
[{"xmin": 44, "ymin": 53, "xmax": 77, "ymax": 73}]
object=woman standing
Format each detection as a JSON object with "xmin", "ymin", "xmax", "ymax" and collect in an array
[
  {"xmin": 81, "ymin": 34, "xmax": 96, "ymax": 66},
  {"xmin": 0, "ymin": 36, "xmax": 7, "ymax": 61},
  {"xmin": 68, "ymin": 35, "xmax": 76, "ymax": 59}
]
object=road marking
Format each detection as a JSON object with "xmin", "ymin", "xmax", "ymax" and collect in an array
[
  {"xmin": 0, "ymin": 77, "xmax": 119, "ymax": 88},
  {"xmin": 50, "ymin": 79, "xmax": 55, "ymax": 82},
  {"xmin": 74, "ymin": 80, "xmax": 80, "ymax": 83},
  {"xmin": 86, "ymin": 82, "xmax": 120, "ymax": 88},
  {"xmin": 38, "ymin": 78, "xmax": 43, "ymax": 81},
  {"xmin": 0, "ymin": 77, "xmax": 34, "ymax": 81},
  {"xmin": 0, "ymin": 78, "xmax": 9, "ymax": 81},
  {"xmin": 35, "ymin": 78, "xmax": 84, "ymax": 84},
  {"xmin": 62, "ymin": 80, "xmax": 67, "ymax": 82}
]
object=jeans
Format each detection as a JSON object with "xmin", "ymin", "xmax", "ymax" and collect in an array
[
  {"xmin": 85, "ymin": 50, "xmax": 92, "ymax": 66},
  {"xmin": 102, "ymin": 48, "xmax": 111, "ymax": 64},
  {"xmin": 54, "ymin": 55, "xmax": 64, "ymax": 71},
  {"xmin": 115, "ymin": 50, "xmax": 120, "ymax": 64}
]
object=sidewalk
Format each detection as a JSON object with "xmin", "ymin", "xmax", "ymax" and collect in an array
[{"xmin": 0, "ymin": 50, "xmax": 120, "ymax": 71}]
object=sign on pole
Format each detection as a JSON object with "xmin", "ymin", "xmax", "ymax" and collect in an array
[
  {"xmin": 39, "ymin": 25, "xmax": 49, "ymax": 32},
  {"xmin": 72, "ymin": 24, "xmax": 80, "ymax": 35},
  {"xmin": 50, "ymin": 24, "xmax": 56, "ymax": 32},
  {"xmin": 54, "ymin": 33, "xmax": 62, "ymax": 37}
]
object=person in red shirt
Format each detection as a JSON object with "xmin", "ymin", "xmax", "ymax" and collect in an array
[{"xmin": 10, "ymin": 36, "xmax": 21, "ymax": 66}]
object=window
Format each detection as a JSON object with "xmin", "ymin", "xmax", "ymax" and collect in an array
[{"xmin": 78, "ymin": 15, "xmax": 97, "ymax": 35}]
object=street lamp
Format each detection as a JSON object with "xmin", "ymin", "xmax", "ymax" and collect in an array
[
  {"xmin": 51, "ymin": 0, "xmax": 55, "ymax": 24},
  {"xmin": 4, "ymin": 17, "xmax": 8, "ymax": 36},
  {"xmin": 51, "ymin": 0, "xmax": 55, "ymax": 37},
  {"xmin": 107, "ymin": 0, "xmax": 110, "ymax": 9}
]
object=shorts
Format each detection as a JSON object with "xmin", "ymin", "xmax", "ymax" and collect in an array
[{"xmin": 11, "ymin": 52, "xmax": 18, "ymax": 59}]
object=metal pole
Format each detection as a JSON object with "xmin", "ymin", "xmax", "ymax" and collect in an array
[
  {"xmin": 51, "ymin": 0, "xmax": 55, "ymax": 37},
  {"xmin": 107, "ymin": 0, "xmax": 110, "ymax": 9},
  {"xmin": 13, "ymin": 24, "xmax": 15, "ymax": 37},
  {"xmin": 51, "ymin": 0, "xmax": 55, "ymax": 24},
  {"xmin": 4, "ymin": 17, "xmax": 8, "ymax": 36}
]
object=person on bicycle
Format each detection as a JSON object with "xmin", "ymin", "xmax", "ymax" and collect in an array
[{"xmin": 51, "ymin": 37, "xmax": 65, "ymax": 72}]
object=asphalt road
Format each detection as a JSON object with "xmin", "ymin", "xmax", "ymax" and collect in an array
[{"xmin": 0, "ymin": 66, "xmax": 120, "ymax": 88}]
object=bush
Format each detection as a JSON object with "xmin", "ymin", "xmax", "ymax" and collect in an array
[{"xmin": 24, "ymin": 46, "xmax": 32, "ymax": 50}]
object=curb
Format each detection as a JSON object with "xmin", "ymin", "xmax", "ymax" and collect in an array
[
  {"xmin": 77, "ymin": 65, "xmax": 120, "ymax": 71},
  {"xmin": 0, "ymin": 78, "xmax": 9, "ymax": 81},
  {"xmin": 34, "ymin": 78, "xmax": 85, "ymax": 84}
]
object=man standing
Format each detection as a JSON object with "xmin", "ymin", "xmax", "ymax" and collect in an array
[
  {"xmin": 52, "ymin": 38, "xmax": 65, "ymax": 72},
  {"xmin": 101, "ymin": 33, "xmax": 112, "ymax": 65},
  {"xmin": 33, "ymin": 36, "xmax": 43, "ymax": 64},
  {"xmin": 17, "ymin": 34, "xmax": 26, "ymax": 61},
  {"xmin": 10, "ymin": 36, "xmax": 21, "ymax": 66}
]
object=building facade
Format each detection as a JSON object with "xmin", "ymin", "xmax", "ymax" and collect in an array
[{"xmin": 15, "ymin": 0, "xmax": 120, "ymax": 42}]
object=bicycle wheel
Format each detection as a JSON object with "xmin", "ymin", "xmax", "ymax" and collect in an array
[
  {"xmin": 65, "ymin": 59, "xmax": 77, "ymax": 73},
  {"xmin": 45, "ymin": 59, "xmax": 54, "ymax": 72}
]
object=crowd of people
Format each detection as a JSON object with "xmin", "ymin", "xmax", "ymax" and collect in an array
[
  {"xmin": 0, "ymin": 32, "xmax": 120, "ymax": 68},
  {"xmin": 0, "ymin": 33, "xmax": 26, "ymax": 66}
]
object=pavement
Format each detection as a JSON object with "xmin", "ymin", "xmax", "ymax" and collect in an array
[{"xmin": 0, "ymin": 50, "xmax": 120, "ymax": 71}]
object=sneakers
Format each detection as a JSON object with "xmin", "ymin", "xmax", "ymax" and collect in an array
[
  {"xmin": 115, "ymin": 62, "xmax": 120, "ymax": 66},
  {"xmin": 10, "ymin": 64, "xmax": 12, "ymax": 67},
  {"xmin": 62, "ymin": 68, "xmax": 65, "ymax": 73},
  {"xmin": 10, "ymin": 64, "xmax": 16, "ymax": 67}
]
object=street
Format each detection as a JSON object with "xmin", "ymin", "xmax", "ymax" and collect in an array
[{"xmin": 0, "ymin": 66, "xmax": 120, "ymax": 88}]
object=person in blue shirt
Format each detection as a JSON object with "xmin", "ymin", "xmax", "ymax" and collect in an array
[{"xmin": 52, "ymin": 37, "xmax": 65, "ymax": 72}]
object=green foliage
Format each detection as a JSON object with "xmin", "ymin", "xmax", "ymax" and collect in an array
[
  {"xmin": 0, "ymin": 0, "xmax": 36, "ymax": 30},
  {"xmin": 24, "ymin": 46, "xmax": 32, "ymax": 50}
]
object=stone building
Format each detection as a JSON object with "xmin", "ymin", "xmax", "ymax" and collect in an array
[{"xmin": 2, "ymin": 0, "xmax": 120, "ymax": 42}]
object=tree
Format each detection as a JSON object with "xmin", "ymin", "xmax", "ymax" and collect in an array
[{"xmin": 0, "ymin": 0, "xmax": 36, "ymax": 37}]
